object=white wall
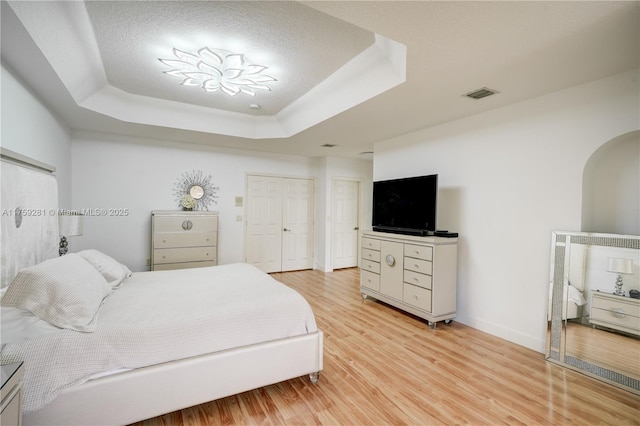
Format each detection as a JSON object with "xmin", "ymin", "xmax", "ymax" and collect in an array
[
  {"xmin": 71, "ymin": 132, "xmax": 372, "ymax": 272},
  {"xmin": 373, "ymin": 69, "xmax": 640, "ymax": 353},
  {"xmin": 1, "ymin": 63, "xmax": 71, "ymax": 206}
]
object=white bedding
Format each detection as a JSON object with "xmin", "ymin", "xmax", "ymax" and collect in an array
[{"xmin": 0, "ymin": 263, "xmax": 317, "ymax": 413}]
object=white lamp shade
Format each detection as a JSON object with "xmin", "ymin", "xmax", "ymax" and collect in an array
[
  {"xmin": 59, "ymin": 214, "xmax": 83, "ymax": 237},
  {"xmin": 607, "ymin": 257, "xmax": 633, "ymax": 275}
]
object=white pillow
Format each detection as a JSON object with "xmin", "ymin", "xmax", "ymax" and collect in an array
[
  {"xmin": 0, "ymin": 254, "xmax": 112, "ymax": 332},
  {"xmin": 78, "ymin": 249, "xmax": 132, "ymax": 289}
]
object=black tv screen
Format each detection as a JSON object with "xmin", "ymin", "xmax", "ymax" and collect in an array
[{"xmin": 372, "ymin": 174, "xmax": 437, "ymax": 235}]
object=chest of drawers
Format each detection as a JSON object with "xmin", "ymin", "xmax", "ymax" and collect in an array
[
  {"xmin": 590, "ymin": 291, "xmax": 640, "ymax": 337},
  {"xmin": 360, "ymin": 231, "xmax": 457, "ymax": 328},
  {"xmin": 151, "ymin": 211, "xmax": 218, "ymax": 271}
]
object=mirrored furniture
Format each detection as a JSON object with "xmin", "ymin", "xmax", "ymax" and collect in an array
[{"xmin": 547, "ymin": 231, "xmax": 639, "ymax": 395}]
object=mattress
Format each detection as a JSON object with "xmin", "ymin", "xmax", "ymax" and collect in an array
[{"xmin": 0, "ymin": 263, "xmax": 317, "ymax": 413}]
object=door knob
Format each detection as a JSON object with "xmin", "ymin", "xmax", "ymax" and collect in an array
[
  {"xmin": 283, "ymin": 228, "xmax": 291, "ymax": 232},
  {"xmin": 354, "ymin": 226, "xmax": 359, "ymax": 230}
]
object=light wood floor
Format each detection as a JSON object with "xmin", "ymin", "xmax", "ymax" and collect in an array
[
  {"xmin": 565, "ymin": 320, "xmax": 640, "ymax": 380},
  {"xmin": 132, "ymin": 268, "xmax": 640, "ymax": 425}
]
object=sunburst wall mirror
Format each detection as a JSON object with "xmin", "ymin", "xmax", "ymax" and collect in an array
[{"xmin": 173, "ymin": 170, "xmax": 219, "ymax": 211}]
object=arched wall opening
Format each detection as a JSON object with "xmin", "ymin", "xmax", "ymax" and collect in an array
[{"xmin": 582, "ymin": 130, "xmax": 640, "ymax": 235}]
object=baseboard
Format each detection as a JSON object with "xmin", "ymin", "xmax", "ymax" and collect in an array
[{"xmin": 458, "ymin": 317, "xmax": 546, "ymax": 354}]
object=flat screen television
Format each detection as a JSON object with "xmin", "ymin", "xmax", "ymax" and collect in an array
[{"xmin": 372, "ymin": 174, "xmax": 437, "ymax": 236}]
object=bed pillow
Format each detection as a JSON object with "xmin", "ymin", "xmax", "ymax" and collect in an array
[
  {"xmin": 78, "ymin": 249, "xmax": 132, "ymax": 289},
  {"xmin": 0, "ymin": 254, "xmax": 112, "ymax": 332}
]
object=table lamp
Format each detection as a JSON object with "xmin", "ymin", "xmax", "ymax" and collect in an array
[{"xmin": 608, "ymin": 257, "xmax": 633, "ymax": 296}]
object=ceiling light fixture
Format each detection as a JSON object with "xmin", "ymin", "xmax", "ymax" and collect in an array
[{"xmin": 159, "ymin": 47, "xmax": 276, "ymax": 97}]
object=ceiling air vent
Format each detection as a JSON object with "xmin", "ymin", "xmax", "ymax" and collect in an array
[{"xmin": 464, "ymin": 87, "xmax": 499, "ymax": 100}]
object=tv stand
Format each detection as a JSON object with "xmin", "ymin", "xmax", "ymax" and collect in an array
[
  {"xmin": 372, "ymin": 226, "xmax": 431, "ymax": 236},
  {"xmin": 360, "ymin": 231, "xmax": 457, "ymax": 328}
]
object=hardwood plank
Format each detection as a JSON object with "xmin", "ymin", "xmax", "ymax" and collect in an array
[{"xmin": 130, "ymin": 268, "xmax": 640, "ymax": 425}]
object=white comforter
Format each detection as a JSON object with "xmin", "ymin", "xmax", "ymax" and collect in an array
[{"xmin": 0, "ymin": 263, "xmax": 317, "ymax": 413}]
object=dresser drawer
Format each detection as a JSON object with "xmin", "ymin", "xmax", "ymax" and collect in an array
[
  {"xmin": 591, "ymin": 294, "xmax": 640, "ymax": 318},
  {"xmin": 404, "ymin": 257, "xmax": 432, "ymax": 275},
  {"xmin": 153, "ymin": 215, "xmax": 218, "ymax": 233},
  {"xmin": 404, "ymin": 270, "xmax": 432, "ymax": 290},
  {"xmin": 360, "ymin": 269, "xmax": 380, "ymax": 292},
  {"xmin": 362, "ymin": 248, "xmax": 381, "ymax": 262},
  {"xmin": 153, "ymin": 232, "xmax": 217, "ymax": 249},
  {"xmin": 361, "ymin": 259, "xmax": 380, "ymax": 274},
  {"xmin": 153, "ymin": 260, "xmax": 217, "ymax": 271},
  {"xmin": 403, "ymin": 283, "xmax": 432, "ymax": 312},
  {"xmin": 591, "ymin": 307, "xmax": 640, "ymax": 333},
  {"xmin": 362, "ymin": 237, "xmax": 381, "ymax": 251},
  {"xmin": 153, "ymin": 247, "xmax": 217, "ymax": 265},
  {"xmin": 404, "ymin": 244, "xmax": 433, "ymax": 261}
]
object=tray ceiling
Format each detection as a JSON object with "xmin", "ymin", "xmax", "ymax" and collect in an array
[{"xmin": 2, "ymin": 1, "xmax": 638, "ymax": 158}]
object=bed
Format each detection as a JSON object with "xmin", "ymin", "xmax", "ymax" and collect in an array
[{"xmin": 0, "ymin": 148, "xmax": 323, "ymax": 425}]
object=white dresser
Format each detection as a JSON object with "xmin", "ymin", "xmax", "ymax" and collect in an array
[
  {"xmin": 151, "ymin": 210, "xmax": 218, "ymax": 271},
  {"xmin": 360, "ymin": 231, "xmax": 457, "ymax": 328},
  {"xmin": 590, "ymin": 291, "xmax": 640, "ymax": 337}
]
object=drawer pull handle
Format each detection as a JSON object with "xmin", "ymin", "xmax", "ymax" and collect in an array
[
  {"xmin": 182, "ymin": 220, "xmax": 193, "ymax": 231},
  {"xmin": 414, "ymin": 264, "xmax": 420, "ymax": 269},
  {"xmin": 612, "ymin": 308, "xmax": 626, "ymax": 319}
]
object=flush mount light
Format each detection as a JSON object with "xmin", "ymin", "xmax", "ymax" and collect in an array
[{"xmin": 159, "ymin": 47, "xmax": 276, "ymax": 97}]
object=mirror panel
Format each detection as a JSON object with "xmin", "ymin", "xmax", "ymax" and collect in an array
[
  {"xmin": 547, "ymin": 231, "xmax": 639, "ymax": 395},
  {"xmin": 189, "ymin": 185, "xmax": 205, "ymax": 200}
]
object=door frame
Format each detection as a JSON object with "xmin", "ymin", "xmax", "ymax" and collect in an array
[{"xmin": 331, "ymin": 176, "xmax": 364, "ymax": 272}]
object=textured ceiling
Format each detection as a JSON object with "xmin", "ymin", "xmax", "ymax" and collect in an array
[
  {"xmin": 2, "ymin": 1, "xmax": 638, "ymax": 159},
  {"xmin": 84, "ymin": 0, "xmax": 374, "ymax": 115}
]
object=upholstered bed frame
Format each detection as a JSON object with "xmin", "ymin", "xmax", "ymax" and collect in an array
[
  {"xmin": 24, "ymin": 332, "xmax": 323, "ymax": 425},
  {"xmin": 0, "ymin": 149, "xmax": 323, "ymax": 425}
]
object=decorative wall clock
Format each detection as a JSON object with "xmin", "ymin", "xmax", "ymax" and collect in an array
[{"xmin": 173, "ymin": 170, "xmax": 219, "ymax": 211}]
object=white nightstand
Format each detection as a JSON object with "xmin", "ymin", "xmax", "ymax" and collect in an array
[
  {"xmin": 590, "ymin": 291, "xmax": 640, "ymax": 337},
  {"xmin": 1, "ymin": 362, "xmax": 24, "ymax": 426}
]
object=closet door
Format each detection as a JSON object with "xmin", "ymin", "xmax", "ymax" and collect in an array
[
  {"xmin": 246, "ymin": 175, "xmax": 283, "ymax": 273},
  {"xmin": 246, "ymin": 175, "xmax": 315, "ymax": 273}
]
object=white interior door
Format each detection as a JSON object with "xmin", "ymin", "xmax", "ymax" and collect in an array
[
  {"xmin": 281, "ymin": 178, "xmax": 315, "ymax": 271},
  {"xmin": 246, "ymin": 175, "xmax": 314, "ymax": 273},
  {"xmin": 246, "ymin": 175, "xmax": 283, "ymax": 273},
  {"xmin": 332, "ymin": 179, "xmax": 360, "ymax": 269}
]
